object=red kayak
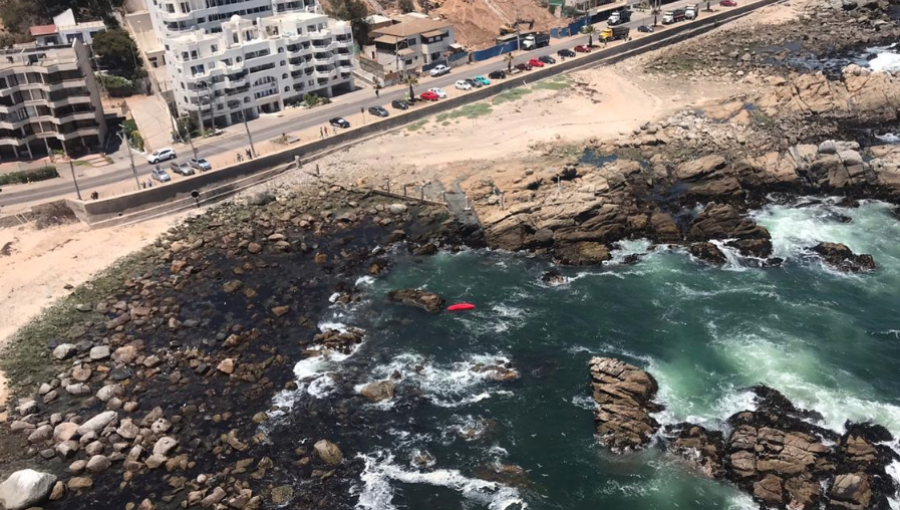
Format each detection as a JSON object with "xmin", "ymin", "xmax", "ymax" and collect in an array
[{"xmin": 447, "ymin": 303, "xmax": 476, "ymax": 312}]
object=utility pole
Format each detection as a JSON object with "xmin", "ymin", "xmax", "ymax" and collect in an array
[
  {"xmin": 119, "ymin": 130, "xmax": 141, "ymax": 190},
  {"xmin": 68, "ymin": 159, "xmax": 83, "ymax": 201},
  {"xmin": 241, "ymin": 110, "xmax": 257, "ymax": 157}
]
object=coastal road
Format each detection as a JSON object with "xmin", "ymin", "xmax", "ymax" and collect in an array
[{"xmin": 0, "ymin": 0, "xmax": 715, "ymax": 207}]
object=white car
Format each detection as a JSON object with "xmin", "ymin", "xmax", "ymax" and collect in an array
[
  {"xmin": 428, "ymin": 87, "xmax": 447, "ymax": 99},
  {"xmin": 148, "ymin": 148, "xmax": 176, "ymax": 164},
  {"xmin": 454, "ymin": 80, "xmax": 473, "ymax": 91},
  {"xmin": 429, "ymin": 64, "xmax": 450, "ymax": 77}
]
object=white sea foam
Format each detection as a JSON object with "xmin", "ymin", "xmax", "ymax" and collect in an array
[
  {"xmin": 356, "ymin": 452, "xmax": 526, "ymax": 510},
  {"xmin": 355, "ymin": 275, "xmax": 377, "ymax": 287},
  {"xmin": 869, "ymin": 47, "xmax": 900, "ymax": 73},
  {"xmin": 360, "ymin": 353, "xmax": 517, "ymax": 408},
  {"xmin": 877, "ymin": 133, "xmax": 900, "ymax": 144},
  {"xmin": 713, "ymin": 329, "xmax": 900, "ymax": 434},
  {"xmin": 571, "ymin": 394, "xmax": 598, "ymax": 411},
  {"xmin": 307, "ymin": 374, "xmax": 337, "ymax": 398}
]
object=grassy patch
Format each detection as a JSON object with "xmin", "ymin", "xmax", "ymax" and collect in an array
[
  {"xmin": 0, "ymin": 249, "xmax": 154, "ymax": 394},
  {"xmin": 493, "ymin": 88, "xmax": 532, "ymax": 105},
  {"xmin": 74, "ymin": 160, "xmax": 92, "ymax": 167},
  {"xmin": 407, "ymin": 119, "xmax": 428, "ymax": 132},
  {"xmin": 436, "ymin": 103, "xmax": 493, "ymax": 123},
  {"xmin": 533, "ymin": 76, "xmax": 571, "ymax": 91}
]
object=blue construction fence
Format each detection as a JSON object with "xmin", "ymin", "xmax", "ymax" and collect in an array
[{"xmin": 471, "ymin": 40, "xmax": 520, "ymax": 62}]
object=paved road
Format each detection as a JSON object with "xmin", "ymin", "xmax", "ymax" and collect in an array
[{"xmin": 0, "ymin": 0, "xmax": 710, "ymax": 207}]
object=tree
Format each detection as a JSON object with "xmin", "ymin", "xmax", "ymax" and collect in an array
[
  {"xmin": 399, "ymin": 0, "xmax": 415, "ymax": 13},
  {"xmin": 173, "ymin": 114, "xmax": 197, "ymax": 141},
  {"xmin": 402, "ymin": 74, "xmax": 418, "ymax": 101},
  {"xmin": 327, "ymin": 0, "xmax": 370, "ymax": 45},
  {"xmin": 92, "ymin": 28, "xmax": 144, "ymax": 81}
]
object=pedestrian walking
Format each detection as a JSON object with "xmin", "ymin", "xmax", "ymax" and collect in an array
[
  {"xmin": 246, "ymin": 149, "xmax": 252, "ymax": 160},
  {"xmin": 320, "ymin": 127, "xmax": 324, "ymax": 139},
  {"xmin": 375, "ymin": 88, "xmax": 380, "ymax": 98},
  {"xmin": 237, "ymin": 152, "xmax": 243, "ymax": 162}
]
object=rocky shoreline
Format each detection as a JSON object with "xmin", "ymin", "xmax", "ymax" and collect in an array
[
  {"xmin": 590, "ymin": 357, "xmax": 899, "ymax": 510},
  {"xmin": 0, "ymin": 187, "xmax": 472, "ymax": 510}
]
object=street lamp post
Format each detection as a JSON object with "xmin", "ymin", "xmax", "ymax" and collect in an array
[
  {"xmin": 118, "ymin": 130, "xmax": 142, "ymax": 190},
  {"xmin": 67, "ymin": 158, "xmax": 83, "ymax": 201}
]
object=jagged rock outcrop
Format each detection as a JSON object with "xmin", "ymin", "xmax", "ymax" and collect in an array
[
  {"xmin": 589, "ymin": 357, "xmax": 662, "ymax": 450},
  {"xmin": 554, "ymin": 241, "xmax": 611, "ymax": 266},
  {"xmin": 688, "ymin": 242, "xmax": 727, "ymax": 265},
  {"xmin": 659, "ymin": 385, "xmax": 899, "ymax": 510},
  {"xmin": 689, "ymin": 203, "xmax": 773, "ymax": 258},
  {"xmin": 387, "ymin": 289, "xmax": 445, "ymax": 313},
  {"xmin": 812, "ymin": 242, "xmax": 877, "ymax": 272}
]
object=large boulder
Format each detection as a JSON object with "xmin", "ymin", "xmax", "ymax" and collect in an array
[
  {"xmin": 76, "ymin": 411, "xmax": 118, "ymax": 437},
  {"xmin": 387, "ymin": 289, "xmax": 445, "ymax": 313},
  {"xmin": 589, "ymin": 357, "xmax": 662, "ymax": 450},
  {"xmin": 553, "ymin": 242, "xmax": 611, "ymax": 266},
  {"xmin": 689, "ymin": 203, "xmax": 772, "ymax": 258},
  {"xmin": 0, "ymin": 470, "xmax": 57, "ymax": 510},
  {"xmin": 812, "ymin": 242, "xmax": 876, "ymax": 272},
  {"xmin": 314, "ymin": 440, "xmax": 343, "ymax": 465},
  {"xmin": 677, "ymin": 155, "xmax": 728, "ymax": 181},
  {"xmin": 359, "ymin": 380, "xmax": 395, "ymax": 402}
]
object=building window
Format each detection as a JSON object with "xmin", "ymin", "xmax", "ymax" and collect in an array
[
  {"xmin": 407, "ymin": 37, "xmax": 417, "ymax": 46},
  {"xmin": 211, "ymin": 44, "xmax": 218, "ymax": 53},
  {"xmin": 404, "ymin": 59, "xmax": 412, "ymax": 66},
  {"xmin": 280, "ymin": 61, "xmax": 286, "ymax": 66}
]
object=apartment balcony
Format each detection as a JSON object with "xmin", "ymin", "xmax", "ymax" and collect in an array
[
  {"xmin": 312, "ymin": 55, "xmax": 335, "ymax": 66},
  {"xmin": 58, "ymin": 127, "xmax": 99, "ymax": 140},
  {"xmin": 48, "ymin": 79, "xmax": 87, "ymax": 91},
  {"xmin": 160, "ymin": 10, "xmax": 194, "ymax": 22}
]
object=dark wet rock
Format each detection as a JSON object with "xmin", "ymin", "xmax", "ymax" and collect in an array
[
  {"xmin": 474, "ymin": 463, "xmax": 530, "ymax": 487},
  {"xmin": 589, "ymin": 357, "xmax": 662, "ymax": 450},
  {"xmin": 689, "ymin": 242, "xmax": 727, "ymax": 265},
  {"xmin": 689, "ymin": 203, "xmax": 772, "ymax": 258},
  {"xmin": 650, "ymin": 212, "xmax": 681, "ymax": 243},
  {"xmin": 554, "ymin": 242, "xmax": 611, "ymax": 266},
  {"xmin": 812, "ymin": 242, "xmax": 876, "ymax": 272},
  {"xmin": 541, "ymin": 269, "xmax": 568, "ymax": 286},
  {"xmin": 665, "ymin": 423, "xmax": 726, "ymax": 478},
  {"xmin": 387, "ymin": 289, "xmax": 445, "ymax": 313}
]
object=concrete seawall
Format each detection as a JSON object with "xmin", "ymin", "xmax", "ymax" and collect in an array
[{"xmin": 69, "ymin": 0, "xmax": 781, "ymax": 228}]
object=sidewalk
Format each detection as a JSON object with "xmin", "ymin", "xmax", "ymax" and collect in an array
[{"xmin": 126, "ymin": 94, "xmax": 175, "ymax": 153}]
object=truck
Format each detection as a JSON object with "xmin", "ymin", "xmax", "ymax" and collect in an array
[
  {"xmin": 599, "ymin": 26, "xmax": 630, "ymax": 42},
  {"xmin": 685, "ymin": 3, "xmax": 701, "ymax": 19},
  {"xmin": 607, "ymin": 9, "xmax": 631, "ymax": 25},
  {"xmin": 521, "ymin": 32, "xmax": 550, "ymax": 50},
  {"xmin": 662, "ymin": 8, "xmax": 686, "ymax": 24}
]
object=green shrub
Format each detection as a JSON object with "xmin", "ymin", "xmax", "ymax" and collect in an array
[
  {"xmin": 0, "ymin": 166, "xmax": 59, "ymax": 186},
  {"xmin": 129, "ymin": 130, "xmax": 144, "ymax": 151},
  {"xmin": 98, "ymin": 74, "xmax": 136, "ymax": 97}
]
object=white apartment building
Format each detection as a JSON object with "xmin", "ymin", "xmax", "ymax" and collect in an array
[
  {"xmin": 145, "ymin": 0, "xmax": 319, "ymax": 42},
  {"xmin": 165, "ymin": 11, "xmax": 353, "ymax": 128},
  {"xmin": 30, "ymin": 10, "xmax": 107, "ymax": 47}
]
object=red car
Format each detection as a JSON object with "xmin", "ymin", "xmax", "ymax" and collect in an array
[
  {"xmin": 515, "ymin": 63, "xmax": 532, "ymax": 71},
  {"xmin": 720, "ymin": 0, "xmax": 737, "ymax": 5},
  {"xmin": 528, "ymin": 58, "xmax": 545, "ymax": 68},
  {"xmin": 419, "ymin": 91, "xmax": 440, "ymax": 101},
  {"xmin": 574, "ymin": 45, "xmax": 592, "ymax": 53}
]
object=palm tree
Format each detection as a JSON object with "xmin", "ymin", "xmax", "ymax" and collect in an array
[
  {"xmin": 504, "ymin": 52, "xmax": 515, "ymax": 72},
  {"xmin": 402, "ymin": 74, "xmax": 418, "ymax": 101}
]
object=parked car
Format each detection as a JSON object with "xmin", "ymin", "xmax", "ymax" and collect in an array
[
  {"xmin": 538, "ymin": 55, "xmax": 556, "ymax": 64},
  {"xmin": 474, "ymin": 75, "xmax": 491, "ymax": 86},
  {"xmin": 638, "ymin": 25, "xmax": 654, "ymax": 33},
  {"xmin": 528, "ymin": 58, "xmax": 545, "ymax": 68},
  {"xmin": 392, "ymin": 99, "xmax": 409, "ymax": 110},
  {"xmin": 151, "ymin": 166, "xmax": 171, "ymax": 182},
  {"xmin": 515, "ymin": 63, "xmax": 532, "ymax": 71},
  {"xmin": 428, "ymin": 87, "xmax": 447, "ymax": 99},
  {"xmin": 720, "ymin": 0, "xmax": 737, "ymax": 5},
  {"xmin": 188, "ymin": 158, "xmax": 212, "ymax": 171},
  {"xmin": 368, "ymin": 106, "xmax": 390, "ymax": 117},
  {"xmin": 169, "ymin": 161, "xmax": 194, "ymax": 176},
  {"xmin": 557, "ymin": 49, "xmax": 576, "ymax": 58},
  {"xmin": 455, "ymin": 79, "xmax": 473, "ymax": 91},
  {"xmin": 488, "ymin": 70, "xmax": 506, "ymax": 80},
  {"xmin": 147, "ymin": 148, "xmax": 176, "ymax": 164},
  {"xmin": 429, "ymin": 64, "xmax": 450, "ymax": 77},
  {"xmin": 330, "ymin": 117, "xmax": 350, "ymax": 128},
  {"xmin": 574, "ymin": 45, "xmax": 592, "ymax": 53},
  {"xmin": 464, "ymin": 78, "xmax": 482, "ymax": 88},
  {"xmin": 420, "ymin": 90, "xmax": 440, "ymax": 101}
]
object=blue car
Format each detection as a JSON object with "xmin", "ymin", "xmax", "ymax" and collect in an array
[{"xmin": 474, "ymin": 75, "xmax": 490, "ymax": 86}]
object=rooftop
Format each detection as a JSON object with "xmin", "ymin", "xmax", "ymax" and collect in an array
[
  {"xmin": 30, "ymin": 25, "xmax": 59, "ymax": 37},
  {"xmin": 371, "ymin": 18, "xmax": 453, "ymax": 38},
  {"xmin": 0, "ymin": 43, "xmax": 80, "ymax": 70}
]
